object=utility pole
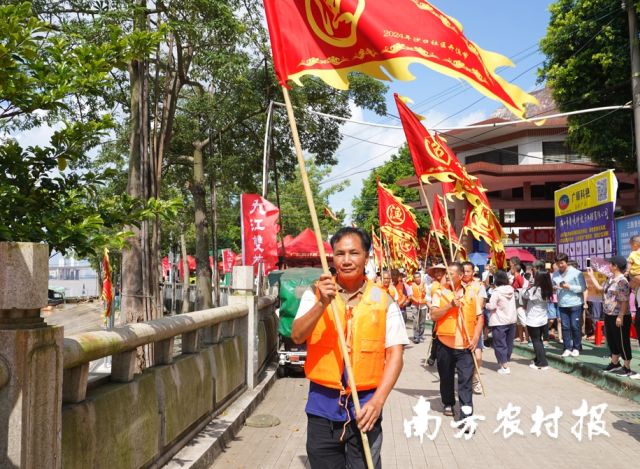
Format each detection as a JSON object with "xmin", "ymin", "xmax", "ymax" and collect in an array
[{"xmin": 624, "ymin": 1, "xmax": 640, "ymax": 210}]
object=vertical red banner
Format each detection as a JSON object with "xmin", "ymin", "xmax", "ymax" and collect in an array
[
  {"xmin": 222, "ymin": 250, "xmax": 236, "ymax": 274},
  {"xmin": 241, "ymin": 194, "xmax": 280, "ymax": 273}
]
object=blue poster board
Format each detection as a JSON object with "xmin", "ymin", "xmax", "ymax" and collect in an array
[{"xmin": 616, "ymin": 213, "xmax": 640, "ymax": 259}]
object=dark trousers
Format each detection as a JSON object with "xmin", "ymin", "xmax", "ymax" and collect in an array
[
  {"xmin": 436, "ymin": 343, "xmax": 475, "ymax": 419},
  {"xmin": 604, "ymin": 314, "xmax": 632, "ymax": 362},
  {"xmin": 559, "ymin": 306, "xmax": 582, "ymax": 351},
  {"xmin": 542, "ymin": 323, "xmax": 549, "ymax": 342},
  {"xmin": 492, "ymin": 323, "xmax": 516, "ymax": 364},
  {"xmin": 306, "ymin": 413, "xmax": 382, "ymax": 469},
  {"xmin": 429, "ymin": 323, "xmax": 439, "ymax": 361},
  {"xmin": 528, "ymin": 325, "xmax": 549, "ymax": 367}
]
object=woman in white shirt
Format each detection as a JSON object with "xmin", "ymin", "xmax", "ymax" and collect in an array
[{"xmin": 523, "ymin": 269, "xmax": 554, "ymax": 369}]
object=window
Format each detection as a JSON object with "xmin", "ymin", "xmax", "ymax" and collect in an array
[
  {"xmin": 465, "ymin": 146, "xmax": 519, "ymax": 165},
  {"xmin": 542, "ymin": 141, "xmax": 589, "ymax": 164}
]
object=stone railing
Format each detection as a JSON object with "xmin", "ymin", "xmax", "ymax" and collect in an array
[
  {"xmin": 0, "ymin": 245, "xmax": 278, "ymax": 469},
  {"xmin": 60, "ymin": 296, "xmax": 278, "ymax": 469}
]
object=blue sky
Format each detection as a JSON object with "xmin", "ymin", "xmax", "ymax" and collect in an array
[{"xmin": 321, "ymin": 0, "xmax": 554, "ymax": 221}]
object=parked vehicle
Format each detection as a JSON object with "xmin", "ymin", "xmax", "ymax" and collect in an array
[{"xmin": 274, "ymin": 267, "xmax": 322, "ymax": 378}]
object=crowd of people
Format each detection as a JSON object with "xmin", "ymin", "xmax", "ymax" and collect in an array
[
  {"xmin": 290, "ymin": 226, "xmax": 640, "ymax": 468},
  {"xmin": 377, "ymin": 249, "xmax": 640, "ymax": 384}
]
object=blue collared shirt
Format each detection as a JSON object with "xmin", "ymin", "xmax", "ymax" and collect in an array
[{"xmin": 552, "ymin": 267, "xmax": 586, "ymax": 307}]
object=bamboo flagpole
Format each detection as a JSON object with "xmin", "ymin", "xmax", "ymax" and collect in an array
[
  {"xmin": 442, "ymin": 195, "xmax": 455, "ymax": 263},
  {"xmin": 281, "ymin": 87, "xmax": 375, "ymax": 469},
  {"xmin": 417, "ymin": 179, "xmax": 487, "ymax": 397}
]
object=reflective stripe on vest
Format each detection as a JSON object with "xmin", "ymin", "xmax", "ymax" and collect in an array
[
  {"xmin": 305, "ymin": 279, "xmax": 387, "ymax": 391},
  {"xmin": 434, "ymin": 285, "xmax": 477, "ymax": 337}
]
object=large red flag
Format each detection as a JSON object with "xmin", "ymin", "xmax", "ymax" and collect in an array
[
  {"xmin": 376, "ymin": 176, "xmax": 418, "ymax": 244},
  {"xmin": 395, "ymin": 94, "xmax": 489, "ymax": 208},
  {"xmin": 430, "ymin": 194, "xmax": 447, "ymax": 239},
  {"xmin": 263, "ymin": 0, "xmax": 538, "ymax": 119}
]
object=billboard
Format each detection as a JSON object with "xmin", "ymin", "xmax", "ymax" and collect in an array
[
  {"xmin": 555, "ymin": 170, "xmax": 618, "ymax": 302},
  {"xmin": 616, "ymin": 213, "xmax": 640, "ymax": 260}
]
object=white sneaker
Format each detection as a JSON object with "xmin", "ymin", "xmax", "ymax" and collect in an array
[
  {"xmin": 562, "ymin": 350, "xmax": 571, "ymax": 357},
  {"xmin": 629, "ymin": 372, "xmax": 640, "ymax": 380},
  {"xmin": 540, "ymin": 366, "xmax": 549, "ymax": 370},
  {"xmin": 529, "ymin": 363, "xmax": 538, "ymax": 369},
  {"xmin": 497, "ymin": 366, "xmax": 511, "ymax": 374},
  {"xmin": 571, "ymin": 350, "xmax": 580, "ymax": 357}
]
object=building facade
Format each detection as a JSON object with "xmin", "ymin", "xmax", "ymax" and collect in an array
[{"xmin": 397, "ymin": 89, "xmax": 638, "ymax": 256}]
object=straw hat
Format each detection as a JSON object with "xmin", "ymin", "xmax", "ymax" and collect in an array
[{"xmin": 426, "ymin": 264, "xmax": 447, "ymax": 277}]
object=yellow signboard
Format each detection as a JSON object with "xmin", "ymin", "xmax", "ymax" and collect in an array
[{"xmin": 554, "ymin": 170, "xmax": 616, "ymax": 216}]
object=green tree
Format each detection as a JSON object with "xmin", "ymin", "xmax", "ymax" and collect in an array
[
  {"xmin": 0, "ymin": 3, "xmax": 170, "ymax": 258},
  {"xmin": 351, "ymin": 144, "xmax": 430, "ymax": 238},
  {"xmin": 538, "ymin": 0, "xmax": 636, "ymax": 171}
]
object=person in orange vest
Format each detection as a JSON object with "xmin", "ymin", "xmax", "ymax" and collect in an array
[
  {"xmin": 462, "ymin": 261, "xmax": 488, "ymax": 396},
  {"xmin": 391, "ymin": 268, "xmax": 409, "ymax": 323},
  {"xmin": 381, "ymin": 271, "xmax": 397, "ymax": 299},
  {"xmin": 431, "ymin": 262, "xmax": 484, "ymax": 426},
  {"xmin": 409, "ymin": 271, "xmax": 428, "ymax": 344},
  {"xmin": 291, "ymin": 227, "xmax": 409, "ymax": 469}
]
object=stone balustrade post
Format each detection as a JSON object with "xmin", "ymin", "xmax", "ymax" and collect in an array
[
  {"xmin": 0, "ymin": 242, "xmax": 63, "ymax": 469},
  {"xmin": 227, "ymin": 266, "xmax": 258, "ymax": 389}
]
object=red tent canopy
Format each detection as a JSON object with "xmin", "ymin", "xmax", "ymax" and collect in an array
[
  {"xmin": 284, "ymin": 228, "xmax": 333, "ymax": 267},
  {"xmin": 282, "ymin": 235, "xmax": 294, "ymax": 246}
]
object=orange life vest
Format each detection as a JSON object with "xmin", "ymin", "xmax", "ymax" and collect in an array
[
  {"xmin": 395, "ymin": 281, "xmax": 405, "ymax": 303},
  {"xmin": 305, "ymin": 279, "xmax": 387, "ymax": 391},
  {"xmin": 387, "ymin": 284, "xmax": 398, "ymax": 301},
  {"xmin": 434, "ymin": 284, "xmax": 478, "ymax": 338},
  {"xmin": 411, "ymin": 283, "xmax": 426, "ymax": 306}
]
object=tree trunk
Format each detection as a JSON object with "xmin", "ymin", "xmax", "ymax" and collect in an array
[
  {"xmin": 191, "ymin": 143, "xmax": 214, "ymax": 311},
  {"xmin": 210, "ymin": 175, "xmax": 219, "ymax": 307},
  {"xmin": 122, "ymin": 60, "xmax": 145, "ymax": 327},
  {"xmin": 181, "ymin": 233, "xmax": 190, "ymax": 314}
]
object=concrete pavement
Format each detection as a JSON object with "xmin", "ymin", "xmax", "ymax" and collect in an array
[{"xmin": 209, "ymin": 325, "xmax": 640, "ymax": 469}]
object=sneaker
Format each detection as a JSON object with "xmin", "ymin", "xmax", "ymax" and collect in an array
[
  {"xmin": 473, "ymin": 381, "xmax": 482, "ymax": 395},
  {"xmin": 571, "ymin": 350, "xmax": 580, "ymax": 357},
  {"xmin": 616, "ymin": 367, "xmax": 633, "ymax": 377},
  {"xmin": 602, "ymin": 362, "xmax": 623, "ymax": 373},
  {"xmin": 543, "ymin": 343, "xmax": 549, "ymax": 348},
  {"xmin": 539, "ymin": 366, "xmax": 549, "ymax": 370},
  {"xmin": 419, "ymin": 338, "xmax": 425, "ymax": 343},
  {"xmin": 443, "ymin": 405, "xmax": 454, "ymax": 417},
  {"xmin": 497, "ymin": 366, "xmax": 511, "ymax": 374},
  {"xmin": 527, "ymin": 342, "xmax": 533, "ymax": 346},
  {"xmin": 562, "ymin": 350, "xmax": 571, "ymax": 357},
  {"xmin": 529, "ymin": 363, "xmax": 538, "ymax": 369},
  {"xmin": 629, "ymin": 372, "xmax": 640, "ymax": 380}
]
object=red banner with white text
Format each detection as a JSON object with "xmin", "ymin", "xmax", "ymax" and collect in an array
[
  {"xmin": 222, "ymin": 250, "xmax": 237, "ymax": 274},
  {"xmin": 241, "ymin": 194, "xmax": 280, "ymax": 274}
]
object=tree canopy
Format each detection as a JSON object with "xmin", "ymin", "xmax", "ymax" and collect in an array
[{"xmin": 538, "ymin": 0, "xmax": 636, "ymax": 172}]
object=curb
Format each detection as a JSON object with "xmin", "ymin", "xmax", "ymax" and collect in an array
[
  {"xmin": 511, "ymin": 342, "xmax": 640, "ymax": 404},
  {"xmin": 164, "ymin": 362, "xmax": 279, "ymax": 469}
]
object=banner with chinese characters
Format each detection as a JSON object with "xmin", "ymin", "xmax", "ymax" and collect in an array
[
  {"xmin": 222, "ymin": 250, "xmax": 237, "ymax": 274},
  {"xmin": 555, "ymin": 171, "xmax": 618, "ymax": 302},
  {"xmin": 241, "ymin": 194, "xmax": 280, "ymax": 273},
  {"xmin": 615, "ymin": 213, "xmax": 640, "ymax": 259}
]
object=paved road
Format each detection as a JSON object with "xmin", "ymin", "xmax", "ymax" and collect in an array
[{"xmin": 210, "ymin": 325, "xmax": 640, "ymax": 469}]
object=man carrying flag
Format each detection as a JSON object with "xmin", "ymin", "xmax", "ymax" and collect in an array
[
  {"xmin": 431, "ymin": 263, "xmax": 483, "ymax": 426},
  {"xmin": 292, "ymin": 227, "xmax": 409, "ymax": 469}
]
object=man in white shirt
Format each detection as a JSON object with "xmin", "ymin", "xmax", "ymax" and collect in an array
[{"xmin": 292, "ymin": 227, "xmax": 409, "ymax": 469}]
